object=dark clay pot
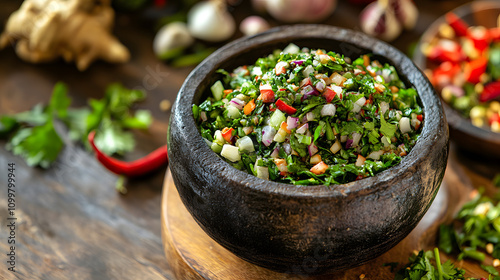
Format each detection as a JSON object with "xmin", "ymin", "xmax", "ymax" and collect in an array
[{"xmin": 167, "ymin": 25, "xmax": 449, "ymax": 274}]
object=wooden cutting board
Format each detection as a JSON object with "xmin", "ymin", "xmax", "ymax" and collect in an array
[{"xmin": 161, "ymin": 150, "xmax": 497, "ymax": 279}]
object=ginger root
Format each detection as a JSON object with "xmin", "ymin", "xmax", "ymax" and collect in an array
[{"xmin": 0, "ymin": 0, "xmax": 130, "ymax": 71}]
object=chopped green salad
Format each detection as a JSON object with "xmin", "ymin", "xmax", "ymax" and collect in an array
[{"xmin": 193, "ymin": 44, "xmax": 423, "ymax": 185}]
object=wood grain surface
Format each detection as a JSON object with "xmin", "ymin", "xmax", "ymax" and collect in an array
[{"xmin": 0, "ymin": 0, "xmax": 496, "ymax": 279}]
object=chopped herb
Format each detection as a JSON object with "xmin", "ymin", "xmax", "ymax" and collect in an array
[{"xmin": 195, "ymin": 45, "xmax": 423, "ymax": 184}]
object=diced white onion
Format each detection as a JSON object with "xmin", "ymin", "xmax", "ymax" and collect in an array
[
  {"xmin": 352, "ymin": 132, "xmax": 362, "ymax": 147},
  {"xmin": 321, "ymin": 104, "xmax": 336, "ymax": 116},
  {"xmin": 330, "ymin": 73, "xmax": 346, "ymax": 86},
  {"xmin": 230, "ymin": 98, "xmax": 245, "ymax": 110},
  {"xmin": 296, "ymin": 123, "xmax": 308, "ymax": 134},
  {"xmin": 306, "ymin": 112, "xmax": 315, "ymax": 121},
  {"xmin": 367, "ymin": 150, "xmax": 384, "ymax": 160},
  {"xmin": 255, "ymin": 165, "xmax": 269, "ymax": 180},
  {"xmin": 308, "ymin": 143, "xmax": 318, "ymax": 156},
  {"xmin": 379, "ymin": 101, "xmax": 390, "ymax": 116},
  {"xmin": 316, "ymin": 80, "xmax": 326, "ymax": 92},
  {"xmin": 236, "ymin": 136, "xmax": 255, "ymax": 152},
  {"xmin": 399, "ymin": 117, "xmax": 411, "ymax": 134},
  {"xmin": 287, "ymin": 116, "xmax": 299, "ymax": 129},
  {"xmin": 330, "ymin": 140, "xmax": 342, "ymax": 154},
  {"xmin": 221, "ymin": 144, "xmax": 241, "ymax": 162},
  {"xmin": 262, "ymin": 125, "xmax": 276, "ymax": 147},
  {"xmin": 200, "ymin": 111, "xmax": 207, "ymax": 122},
  {"xmin": 352, "ymin": 97, "xmax": 366, "ymax": 113},
  {"xmin": 226, "ymin": 105, "xmax": 241, "ymax": 119},
  {"xmin": 302, "ymin": 65, "xmax": 314, "ymax": 77},
  {"xmin": 283, "ymin": 43, "xmax": 300, "ymax": 54}
]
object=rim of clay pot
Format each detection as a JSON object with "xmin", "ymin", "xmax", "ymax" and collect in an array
[
  {"xmin": 413, "ymin": 1, "xmax": 500, "ymax": 158},
  {"xmin": 172, "ymin": 24, "xmax": 447, "ymax": 199}
]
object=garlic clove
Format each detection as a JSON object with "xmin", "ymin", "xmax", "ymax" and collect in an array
[
  {"xmin": 153, "ymin": 22, "xmax": 194, "ymax": 57},
  {"xmin": 187, "ymin": 1, "xmax": 236, "ymax": 42},
  {"xmin": 240, "ymin": 16, "xmax": 270, "ymax": 36},
  {"xmin": 392, "ymin": 0, "xmax": 418, "ymax": 30},
  {"xmin": 360, "ymin": 0, "xmax": 402, "ymax": 42}
]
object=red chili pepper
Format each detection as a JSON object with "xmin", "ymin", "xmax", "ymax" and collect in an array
[
  {"xmin": 479, "ymin": 81, "xmax": 500, "ymax": 102},
  {"xmin": 464, "ymin": 57, "xmax": 488, "ymax": 84},
  {"xmin": 275, "ymin": 99, "xmax": 297, "ymax": 114},
  {"xmin": 445, "ymin": 12, "xmax": 469, "ymax": 37},
  {"xmin": 88, "ymin": 131, "xmax": 168, "ymax": 177}
]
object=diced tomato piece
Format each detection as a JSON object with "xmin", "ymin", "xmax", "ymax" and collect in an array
[
  {"xmin": 417, "ymin": 114, "xmax": 423, "ymax": 122},
  {"xmin": 221, "ymin": 127, "xmax": 235, "ymax": 143},
  {"xmin": 427, "ymin": 41, "xmax": 464, "ymax": 63},
  {"xmin": 259, "ymin": 85, "xmax": 275, "ymax": 103},
  {"xmin": 244, "ymin": 99, "xmax": 256, "ymax": 115},
  {"xmin": 490, "ymin": 113, "xmax": 500, "ymax": 126},
  {"xmin": 464, "ymin": 57, "xmax": 488, "ymax": 84},
  {"xmin": 468, "ymin": 26, "xmax": 490, "ymax": 52},
  {"xmin": 310, "ymin": 161, "xmax": 328, "ymax": 175},
  {"xmin": 355, "ymin": 174, "xmax": 364, "ymax": 181},
  {"xmin": 489, "ymin": 27, "xmax": 500, "ymax": 42},
  {"xmin": 300, "ymin": 77, "xmax": 313, "ymax": 88},
  {"xmin": 322, "ymin": 86, "xmax": 336, "ymax": 103},
  {"xmin": 275, "ymin": 99, "xmax": 297, "ymax": 114},
  {"xmin": 432, "ymin": 62, "xmax": 460, "ymax": 87},
  {"xmin": 445, "ymin": 12, "xmax": 469, "ymax": 37},
  {"xmin": 479, "ymin": 81, "xmax": 500, "ymax": 102}
]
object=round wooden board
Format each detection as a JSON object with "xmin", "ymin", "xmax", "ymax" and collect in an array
[{"xmin": 161, "ymin": 158, "xmax": 491, "ymax": 279}]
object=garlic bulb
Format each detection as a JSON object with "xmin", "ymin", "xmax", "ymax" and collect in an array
[
  {"xmin": 360, "ymin": 0, "xmax": 402, "ymax": 42},
  {"xmin": 240, "ymin": 16, "xmax": 270, "ymax": 36},
  {"xmin": 392, "ymin": 0, "xmax": 418, "ymax": 30},
  {"xmin": 262, "ymin": 0, "xmax": 337, "ymax": 23},
  {"xmin": 187, "ymin": 0, "xmax": 236, "ymax": 42},
  {"xmin": 153, "ymin": 22, "xmax": 194, "ymax": 57}
]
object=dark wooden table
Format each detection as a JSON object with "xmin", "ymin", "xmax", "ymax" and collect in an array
[{"xmin": 0, "ymin": 0, "xmax": 498, "ymax": 279}]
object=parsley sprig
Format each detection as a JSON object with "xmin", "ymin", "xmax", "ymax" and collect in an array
[{"xmin": 0, "ymin": 82, "xmax": 152, "ymax": 168}]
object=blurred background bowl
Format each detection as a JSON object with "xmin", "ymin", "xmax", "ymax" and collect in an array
[{"xmin": 413, "ymin": 1, "xmax": 500, "ymax": 158}]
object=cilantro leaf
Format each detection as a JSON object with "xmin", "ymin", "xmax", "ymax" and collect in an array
[
  {"xmin": 481, "ymin": 264, "xmax": 499, "ymax": 276},
  {"xmin": 7, "ymin": 122, "xmax": 64, "ymax": 168},
  {"xmin": 380, "ymin": 116, "xmax": 397, "ymax": 140},
  {"xmin": 48, "ymin": 82, "xmax": 71, "ymax": 118},
  {"xmin": 93, "ymin": 120, "xmax": 135, "ymax": 156}
]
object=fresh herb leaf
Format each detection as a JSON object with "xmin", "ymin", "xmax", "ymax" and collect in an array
[
  {"xmin": 380, "ymin": 116, "xmax": 397, "ymax": 140},
  {"xmin": 7, "ymin": 121, "xmax": 63, "ymax": 168},
  {"xmin": 482, "ymin": 264, "xmax": 499, "ymax": 276}
]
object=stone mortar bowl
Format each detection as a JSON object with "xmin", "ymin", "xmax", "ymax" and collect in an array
[{"xmin": 167, "ymin": 25, "xmax": 449, "ymax": 274}]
